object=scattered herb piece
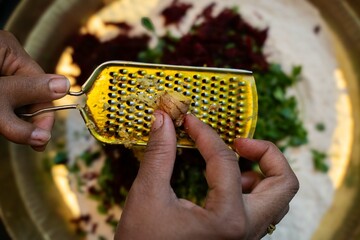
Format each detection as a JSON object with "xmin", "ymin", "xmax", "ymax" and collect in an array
[
  {"xmin": 53, "ymin": 151, "xmax": 68, "ymax": 165},
  {"xmin": 311, "ymin": 149, "xmax": 329, "ymax": 173},
  {"xmin": 315, "ymin": 122, "xmax": 326, "ymax": 131},
  {"xmin": 141, "ymin": 17, "xmax": 156, "ymax": 33}
]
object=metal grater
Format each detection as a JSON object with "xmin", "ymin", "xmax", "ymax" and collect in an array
[{"xmin": 21, "ymin": 61, "xmax": 258, "ymax": 148}]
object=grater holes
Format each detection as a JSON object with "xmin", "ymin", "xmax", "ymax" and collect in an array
[
  {"xmin": 193, "ymin": 81, "xmax": 200, "ymax": 86},
  {"xmin": 184, "ymin": 77, "xmax": 191, "ymax": 82},
  {"xmin": 202, "ymin": 78, "xmax": 210, "ymax": 84},
  {"xmin": 183, "ymin": 84, "xmax": 191, "ymax": 89},
  {"xmin": 126, "ymin": 115, "xmax": 135, "ymax": 121},
  {"xmin": 201, "ymin": 86, "xmax": 208, "ymax": 90},
  {"xmin": 202, "ymin": 99, "xmax": 209, "ymax": 105},
  {"xmin": 135, "ymin": 112, "xmax": 144, "ymax": 118},
  {"xmin": 211, "ymin": 76, "xmax": 219, "ymax": 81},
  {"xmin": 109, "ymin": 71, "xmax": 118, "ymax": 77},
  {"xmin": 236, "ymin": 122, "xmax": 244, "ymax": 127},
  {"xmin": 211, "ymin": 83, "xmax": 218, "ymax": 88},
  {"xmin": 236, "ymin": 108, "xmax": 245, "ymax": 114},
  {"xmin": 174, "ymin": 86, "xmax": 182, "ymax": 92},
  {"xmin": 192, "ymin": 95, "xmax": 200, "ymax": 100},
  {"xmin": 227, "ymin": 104, "xmax": 236, "ymax": 110},
  {"xmin": 134, "ymin": 118, "xmax": 144, "ymax": 124},
  {"xmin": 220, "ymin": 87, "xmax": 227, "ymax": 92},
  {"xmin": 129, "ymin": 73, "xmax": 137, "ymax": 78},
  {"xmin": 108, "ymin": 93, "xmax": 117, "ymax": 98},
  {"xmin": 165, "ymin": 83, "xmax": 173, "ymax": 88},
  {"xmin": 219, "ymin": 94, "xmax": 226, "ymax": 99},
  {"xmin": 138, "ymin": 70, "xmax": 146, "ymax": 75},
  {"xmin": 108, "ymin": 107, "xmax": 116, "ymax": 112},
  {"xmin": 191, "ymin": 102, "xmax": 199, "ymax": 107},
  {"xmin": 210, "ymin": 96, "xmax": 217, "ymax": 101},
  {"xmin": 136, "ymin": 105, "xmax": 144, "ymax": 110},
  {"xmin": 166, "ymin": 75, "xmax": 174, "ymax": 81},
  {"xmin": 107, "ymin": 113, "xmax": 116, "ymax": 119},
  {"xmin": 229, "ymin": 77, "xmax": 237, "ymax": 82},
  {"xmin": 116, "ymin": 118, "xmax": 125, "ymax": 123},
  {"xmin": 238, "ymin": 101, "xmax": 245, "ymax": 107},
  {"xmin": 193, "ymin": 74, "xmax": 201, "ymax": 80},
  {"xmin": 120, "ymin": 69, "xmax": 128, "ymax": 74},
  {"xmin": 157, "ymin": 85, "xmax": 165, "ymax": 91},
  {"xmin": 117, "ymin": 110, "xmax": 125, "ymax": 116},
  {"xmin": 183, "ymin": 91, "xmax": 191, "ymax": 96},
  {"xmin": 109, "ymin": 86, "xmax": 117, "ymax": 91},
  {"xmin": 210, "ymin": 89, "xmax": 218, "ymax": 95},
  {"xmin": 144, "ymin": 109, "xmax": 153, "ymax": 114},
  {"xmin": 192, "ymin": 88, "xmax": 200, "ymax": 93},
  {"xmin": 110, "ymin": 78, "xmax": 118, "ymax": 84},
  {"xmin": 126, "ymin": 100, "xmax": 135, "ymax": 106},
  {"xmin": 117, "ymin": 103, "xmax": 126, "ymax": 109},
  {"xmin": 202, "ymin": 92, "xmax": 209, "ymax": 97},
  {"xmin": 127, "ymin": 87, "xmax": 136, "ymax": 92},
  {"xmin": 119, "ymin": 83, "xmax": 127, "ymax": 88},
  {"xmin": 156, "ymin": 71, "xmax": 165, "ymax": 77},
  {"xmin": 175, "ymin": 73, "xmax": 183, "ymax": 78},
  {"xmin": 117, "ymin": 90, "xmax": 126, "ymax": 96}
]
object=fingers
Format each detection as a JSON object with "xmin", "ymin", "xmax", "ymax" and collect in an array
[
  {"xmin": 184, "ymin": 114, "xmax": 243, "ymax": 209},
  {"xmin": 240, "ymin": 171, "xmax": 263, "ymax": 193},
  {"xmin": 234, "ymin": 138, "xmax": 299, "ymax": 193},
  {"xmin": 0, "ymin": 30, "xmax": 43, "ymax": 75},
  {"xmin": 1, "ymin": 74, "xmax": 70, "ymax": 108},
  {"xmin": 0, "ymin": 74, "xmax": 70, "ymax": 150},
  {"xmin": 234, "ymin": 138, "xmax": 299, "ymax": 236},
  {"xmin": 136, "ymin": 111, "xmax": 177, "ymax": 191}
]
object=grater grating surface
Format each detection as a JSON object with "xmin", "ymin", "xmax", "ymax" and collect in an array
[
  {"xmin": 81, "ymin": 61, "xmax": 257, "ymax": 148},
  {"xmin": 22, "ymin": 61, "xmax": 258, "ymax": 148}
]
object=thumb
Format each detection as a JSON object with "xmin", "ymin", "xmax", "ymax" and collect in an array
[{"xmin": 136, "ymin": 110, "xmax": 177, "ymax": 190}]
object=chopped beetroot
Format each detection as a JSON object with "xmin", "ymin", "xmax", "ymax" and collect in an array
[
  {"xmin": 161, "ymin": 0, "xmax": 193, "ymax": 26},
  {"xmin": 68, "ymin": 33, "xmax": 150, "ymax": 85},
  {"xmin": 160, "ymin": 7, "xmax": 269, "ymax": 71}
]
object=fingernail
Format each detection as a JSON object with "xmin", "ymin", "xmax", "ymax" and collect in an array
[
  {"xmin": 151, "ymin": 111, "xmax": 164, "ymax": 131},
  {"xmin": 49, "ymin": 76, "xmax": 70, "ymax": 94},
  {"xmin": 30, "ymin": 128, "xmax": 51, "ymax": 145}
]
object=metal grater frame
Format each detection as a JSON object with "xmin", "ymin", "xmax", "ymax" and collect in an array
[{"xmin": 78, "ymin": 61, "xmax": 258, "ymax": 148}]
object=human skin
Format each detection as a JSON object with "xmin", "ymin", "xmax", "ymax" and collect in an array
[
  {"xmin": 0, "ymin": 30, "xmax": 70, "ymax": 151},
  {"xmin": 115, "ymin": 111, "xmax": 299, "ymax": 239}
]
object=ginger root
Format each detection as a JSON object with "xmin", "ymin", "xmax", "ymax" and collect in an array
[{"xmin": 155, "ymin": 91, "xmax": 191, "ymax": 126}]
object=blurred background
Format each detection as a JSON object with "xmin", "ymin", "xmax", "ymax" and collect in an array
[{"xmin": 0, "ymin": 0, "xmax": 359, "ymax": 240}]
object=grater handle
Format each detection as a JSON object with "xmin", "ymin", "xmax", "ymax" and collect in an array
[
  {"xmin": 18, "ymin": 104, "xmax": 79, "ymax": 118},
  {"xmin": 18, "ymin": 89, "xmax": 84, "ymax": 117}
]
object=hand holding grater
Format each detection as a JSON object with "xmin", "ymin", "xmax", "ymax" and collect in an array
[{"xmin": 20, "ymin": 61, "xmax": 258, "ymax": 148}]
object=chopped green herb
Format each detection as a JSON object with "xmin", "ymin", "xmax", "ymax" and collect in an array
[
  {"xmin": 79, "ymin": 150, "xmax": 101, "ymax": 167},
  {"xmin": 53, "ymin": 151, "xmax": 68, "ymax": 165},
  {"xmin": 311, "ymin": 149, "xmax": 329, "ymax": 173},
  {"xmin": 315, "ymin": 122, "xmax": 326, "ymax": 131},
  {"xmin": 141, "ymin": 17, "xmax": 156, "ymax": 33}
]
